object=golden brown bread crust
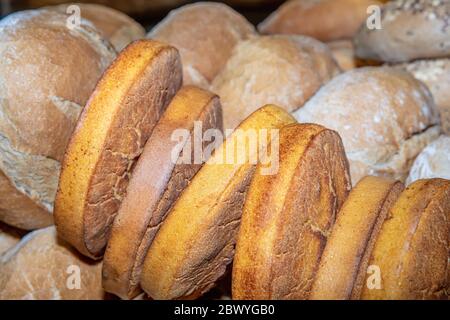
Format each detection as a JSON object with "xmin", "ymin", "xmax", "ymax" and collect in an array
[
  {"xmin": 328, "ymin": 40, "xmax": 357, "ymax": 71},
  {"xmin": 54, "ymin": 40, "xmax": 182, "ymax": 259},
  {"xmin": 361, "ymin": 178, "xmax": 450, "ymax": 300},
  {"xmin": 140, "ymin": 105, "xmax": 296, "ymax": 300},
  {"xmin": 232, "ymin": 123, "xmax": 351, "ymax": 300},
  {"xmin": 310, "ymin": 176, "xmax": 404, "ymax": 300},
  {"xmin": 102, "ymin": 86, "xmax": 223, "ymax": 299},
  {"xmin": 259, "ymin": 0, "xmax": 382, "ymax": 41}
]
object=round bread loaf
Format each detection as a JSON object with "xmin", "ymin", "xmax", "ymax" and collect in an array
[
  {"xmin": 259, "ymin": 0, "xmax": 382, "ymax": 41},
  {"xmin": 211, "ymin": 35, "xmax": 339, "ymax": 130},
  {"xmin": 148, "ymin": 2, "xmax": 256, "ymax": 88},
  {"xmin": 294, "ymin": 67, "xmax": 441, "ymax": 184},
  {"xmin": 0, "ymin": 9, "xmax": 116, "ymax": 230},
  {"xmin": 0, "ymin": 222, "xmax": 23, "ymax": 256},
  {"xmin": 54, "ymin": 40, "xmax": 182, "ymax": 259},
  {"xmin": 396, "ymin": 58, "xmax": 450, "ymax": 134},
  {"xmin": 47, "ymin": 3, "xmax": 146, "ymax": 52},
  {"xmin": 361, "ymin": 178, "xmax": 450, "ymax": 300},
  {"xmin": 0, "ymin": 227, "xmax": 104, "ymax": 300},
  {"xmin": 407, "ymin": 135, "xmax": 450, "ymax": 184},
  {"xmin": 140, "ymin": 105, "xmax": 296, "ymax": 300},
  {"xmin": 328, "ymin": 40, "xmax": 357, "ymax": 71},
  {"xmin": 355, "ymin": 0, "xmax": 450, "ymax": 62},
  {"xmin": 310, "ymin": 176, "xmax": 404, "ymax": 300},
  {"xmin": 103, "ymin": 86, "xmax": 223, "ymax": 299},
  {"xmin": 232, "ymin": 123, "xmax": 351, "ymax": 300}
]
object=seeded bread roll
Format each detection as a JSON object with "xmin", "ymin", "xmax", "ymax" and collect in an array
[
  {"xmin": 0, "ymin": 9, "xmax": 116, "ymax": 230},
  {"xmin": 259, "ymin": 0, "xmax": 382, "ymax": 41},
  {"xmin": 212, "ymin": 35, "xmax": 339, "ymax": 130},
  {"xmin": 0, "ymin": 222, "xmax": 24, "ymax": 256},
  {"xmin": 103, "ymin": 86, "xmax": 223, "ymax": 299},
  {"xmin": 54, "ymin": 40, "xmax": 182, "ymax": 259},
  {"xmin": 140, "ymin": 105, "xmax": 296, "ymax": 300},
  {"xmin": 355, "ymin": 0, "xmax": 450, "ymax": 62},
  {"xmin": 47, "ymin": 3, "xmax": 146, "ymax": 52},
  {"xmin": 294, "ymin": 67, "xmax": 440, "ymax": 184},
  {"xmin": 361, "ymin": 179, "xmax": 450, "ymax": 300},
  {"xmin": 232, "ymin": 123, "xmax": 351, "ymax": 300},
  {"xmin": 406, "ymin": 135, "xmax": 450, "ymax": 184},
  {"xmin": 148, "ymin": 2, "xmax": 256, "ymax": 88},
  {"xmin": 310, "ymin": 176, "xmax": 404, "ymax": 300},
  {"xmin": 328, "ymin": 40, "xmax": 357, "ymax": 71},
  {"xmin": 0, "ymin": 227, "xmax": 104, "ymax": 300}
]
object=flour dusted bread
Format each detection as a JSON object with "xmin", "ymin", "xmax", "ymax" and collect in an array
[
  {"xmin": 47, "ymin": 3, "xmax": 145, "ymax": 51},
  {"xmin": 103, "ymin": 86, "xmax": 223, "ymax": 299},
  {"xmin": 54, "ymin": 40, "xmax": 182, "ymax": 259},
  {"xmin": 407, "ymin": 136, "xmax": 450, "ymax": 184},
  {"xmin": 0, "ymin": 222, "xmax": 23, "ymax": 256},
  {"xmin": 310, "ymin": 176, "xmax": 404, "ymax": 300},
  {"xmin": 140, "ymin": 105, "xmax": 296, "ymax": 300},
  {"xmin": 212, "ymin": 35, "xmax": 339, "ymax": 130},
  {"xmin": 0, "ymin": 227, "xmax": 104, "ymax": 300},
  {"xmin": 259, "ymin": 0, "xmax": 382, "ymax": 41},
  {"xmin": 355, "ymin": 0, "xmax": 450, "ymax": 62},
  {"xmin": 148, "ymin": 2, "xmax": 256, "ymax": 88},
  {"xmin": 361, "ymin": 179, "xmax": 450, "ymax": 300},
  {"xmin": 0, "ymin": 9, "xmax": 116, "ymax": 230},
  {"xmin": 294, "ymin": 67, "xmax": 440, "ymax": 184},
  {"xmin": 233, "ymin": 123, "xmax": 351, "ymax": 300}
]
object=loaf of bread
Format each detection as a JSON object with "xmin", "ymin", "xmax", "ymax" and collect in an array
[
  {"xmin": 47, "ymin": 3, "xmax": 145, "ymax": 51},
  {"xmin": 310, "ymin": 176, "xmax": 404, "ymax": 300},
  {"xmin": 361, "ymin": 179, "xmax": 450, "ymax": 300},
  {"xmin": 54, "ymin": 40, "xmax": 182, "ymax": 259},
  {"xmin": 233, "ymin": 123, "xmax": 351, "ymax": 299},
  {"xmin": 294, "ymin": 67, "xmax": 440, "ymax": 184},
  {"xmin": 0, "ymin": 227, "xmax": 104, "ymax": 300},
  {"xmin": 0, "ymin": 9, "xmax": 116, "ymax": 230},
  {"xmin": 355, "ymin": 0, "xmax": 450, "ymax": 62},
  {"xmin": 259, "ymin": 0, "xmax": 382, "ymax": 41},
  {"xmin": 328, "ymin": 40, "xmax": 357, "ymax": 71},
  {"xmin": 148, "ymin": 2, "xmax": 256, "ymax": 88},
  {"xmin": 212, "ymin": 35, "xmax": 339, "ymax": 130},
  {"xmin": 140, "ymin": 105, "xmax": 296, "ymax": 300},
  {"xmin": 396, "ymin": 58, "xmax": 450, "ymax": 134},
  {"xmin": 407, "ymin": 135, "xmax": 450, "ymax": 184},
  {"xmin": 103, "ymin": 86, "xmax": 223, "ymax": 299},
  {"xmin": 0, "ymin": 222, "xmax": 23, "ymax": 256}
]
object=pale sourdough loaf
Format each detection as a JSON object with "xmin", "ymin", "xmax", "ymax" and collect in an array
[
  {"xmin": 361, "ymin": 179, "xmax": 450, "ymax": 300},
  {"xmin": 259, "ymin": 0, "xmax": 382, "ymax": 41},
  {"xmin": 103, "ymin": 86, "xmax": 223, "ymax": 299},
  {"xmin": 294, "ymin": 67, "xmax": 440, "ymax": 184},
  {"xmin": 310, "ymin": 176, "xmax": 404, "ymax": 300},
  {"xmin": 47, "ymin": 3, "xmax": 146, "ymax": 51},
  {"xmin": 140, "ymin": 105, "xmax": 296, "ymax": 300},
  {"xmin": 54, "ymin": 40, "xmax": 182, "ymax": 259},
  {"xmin": 406, "ymin": 135, "xmax": 450, "ymax": 183},
  {"xmin": 0, "ymin": 222, "xmax": 24, "ymax": 256},
  {"xmin": 355, "ymin": 0, "xmax": 450, "ymax": 62},
  {"xmin": 232, "ymin": 123, "xmax": 351, "ymax": 300},
  {"xmin": 0, "ymin": 227, "xmax": 104, "ymax": 300},
  {"xmin": 0, "ymin": 9, "xmax": 116, "ymax": 230},
  {"xmin": 212, "ymin": 35, "xmax": 339, "ymax": 130},
  {"xmin": 148, "ymin": 2, "xmax": 256, "ymax": 88}
]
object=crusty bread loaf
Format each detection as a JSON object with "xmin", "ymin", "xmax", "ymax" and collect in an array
[
  {"xmin": 328, "ymin": 40, "xmax": 357, "ymax": 71},
  {"xmin": 0, "ymin": 222, "xmax": 24, "ymax": 256},
  {"xmin": 47, "ymin": 3, "xmax": 146, "ymax": 51},
  {"xmin": 361, "ymin": 179, "xmax": 450, "ymax": 300},
  {"xmin": 140, "ymin": 105, "xmax": 296, "ymax": 300},
  {"xmin": 0, "ymin": 227, "xmax": 104, "ymax": 300},
  {"xmin": 396, "ymin": 58, "xmax": 450, "ymax": 134},
  {"xmin": 212, "ymin": 35, "xmax": 339, "ymax": 130},
  {"xmin": 54, "ymin": 40, "xmax": 182, "ymax": 259},
  {"xmin": 103, "ymin": 86, "xmax": 223, "ymax": 299},
  {"xmin": 259, "ymin": 0, "xmax": 382, "ymax": 41},
  {"xmin": 407, "ymin": 135, "xmax": 450, "ymax": 184},
  {"xmin": 148, "ymin": 2, "xmax": 256, "ymax": 88},
  {"xmin": 355, "ymin": 0, "xmax": 450, "ymax": 62},
  {"xmin": 0, "ymin": 9, "xmax": 116, "ymax": 230},
  {"xmin": 294, "ymin": 67, "xmax": 440, "ymax": 184},
  {"xmin": 232, "ymin": 123, "xmax": 351, "ymax": 300},
  {"xmin": 310, "ymin": 176, "xmax": 404, "ymax": 300}
]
